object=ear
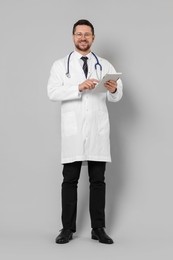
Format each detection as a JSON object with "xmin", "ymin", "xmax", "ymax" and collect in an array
[
  {"xmin": 72, "ymin": 34, "xmax": 75, "ymax": 42},
  {"xmin": 92, "ymin": 35, "xmax": 95, "ymax": 42}
]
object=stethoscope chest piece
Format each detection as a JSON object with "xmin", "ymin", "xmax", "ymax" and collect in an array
[{"xmin": 65, "ymin": 73, "xmax": 71, "ymax": 78}]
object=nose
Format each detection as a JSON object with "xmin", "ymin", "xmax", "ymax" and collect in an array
[{"xmin": 81, "ymin": 35, "xmax": 86, "ymax": 39}]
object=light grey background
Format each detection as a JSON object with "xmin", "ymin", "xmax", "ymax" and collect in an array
[{"xmin": 0, "ymin": 0, "xmax": 173, "ymax": 259}]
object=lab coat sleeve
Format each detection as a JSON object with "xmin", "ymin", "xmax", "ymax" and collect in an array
[
  {"xmin": 104, "ymin": 61, "xmax": 123, "ymax": 102},
  {"xmin": 47, "ymin": 61, "xmax": 82, "ymax": 101},
  {"xmin": 107, "ymin": 78, "xmax": 123, "ymax": 102}
]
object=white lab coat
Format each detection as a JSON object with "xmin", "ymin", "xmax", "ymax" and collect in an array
[{"xmin": 47, "ymin": 51, "xmax": 123, "ymax": 164}]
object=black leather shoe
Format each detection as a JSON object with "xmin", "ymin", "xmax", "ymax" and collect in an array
[
  {"xmin": 91, "ymin": 228, "xmax": 114, "ymax": 244},
  {"xmin": 55, "ymin": 229, "xmax": 73, "ymax": 244}
]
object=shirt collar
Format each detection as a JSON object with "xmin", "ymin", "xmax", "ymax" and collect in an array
[{"xmin": 73, "ymin": 50, "xmax": 92, "ymax": 60}]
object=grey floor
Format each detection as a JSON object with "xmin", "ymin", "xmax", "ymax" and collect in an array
[{"xmin": 1, "ymin": 226, "xmax": 173, "ymax": 260}]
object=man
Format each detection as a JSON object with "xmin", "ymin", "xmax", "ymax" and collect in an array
[{"xmin": 47, "ymin": 19, "xmax": 123, "ymax": 244}]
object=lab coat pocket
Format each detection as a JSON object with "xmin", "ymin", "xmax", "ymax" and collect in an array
[
  {"xmin": 97, "ymin": 111, "xmax": 110, "ymax": 135},
  {"xmin": 62, "ymin": 111, "xmax": 78, "ymax": 137}
]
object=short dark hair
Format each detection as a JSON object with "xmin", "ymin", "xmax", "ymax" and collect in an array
[{"xmin": 72, "ymin": 19, "xmax": 94, "ymax": 35}]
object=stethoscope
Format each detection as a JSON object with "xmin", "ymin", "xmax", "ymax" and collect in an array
[{"xmin": 65, "ymin": 51, "xmax": 102, "ymax": 80}]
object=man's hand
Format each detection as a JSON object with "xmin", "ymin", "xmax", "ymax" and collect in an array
[
  {"xmin": 79, "ymin": 79, "xmax": 99, "ymax": 92},
  {"xmin": 104, "ymin": 80, "xmax": 117, "ymax": 93}
]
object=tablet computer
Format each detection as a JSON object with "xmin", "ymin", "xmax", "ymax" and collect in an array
[{"xmin": 92, "ymin": 73, "xmax": 122, "ymax": 93}]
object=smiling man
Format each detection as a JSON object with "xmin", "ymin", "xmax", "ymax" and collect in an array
[{"xmin": 47, "ymin": 19, "xmax": 123, "ymax": 244}]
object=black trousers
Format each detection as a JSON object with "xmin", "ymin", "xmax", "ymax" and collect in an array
[{"xmin": 61, "ymin": 161, "xmax": 106, "ymax": 232}]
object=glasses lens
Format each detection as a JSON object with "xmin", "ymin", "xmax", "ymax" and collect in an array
[{"xmin": 75, "ymin": 33, "xmax": 92, "ymax": 38}]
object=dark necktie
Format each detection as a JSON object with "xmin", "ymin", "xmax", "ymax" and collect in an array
[{"xmin": 81, "ymin": 56, "xmax": 88, "ymax": 78}]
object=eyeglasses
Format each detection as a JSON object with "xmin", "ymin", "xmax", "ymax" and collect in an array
[{"xmin": 74, "ymin": 32, "xmax": 93, "ymax": 39}]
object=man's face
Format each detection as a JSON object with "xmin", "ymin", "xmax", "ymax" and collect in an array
[{"xmin": 73, "ymin": 25, "xmax": 95, "ymax": 53}]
